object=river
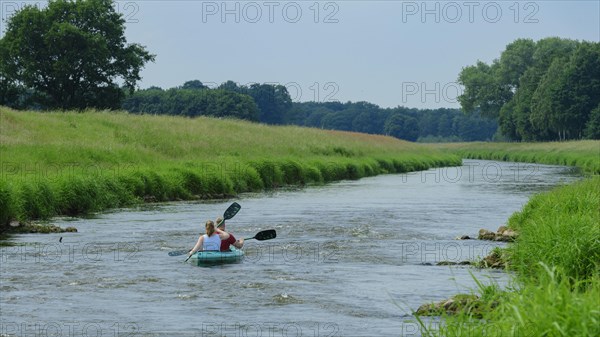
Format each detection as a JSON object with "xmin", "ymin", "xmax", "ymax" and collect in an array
[{"xmin": 0, "ymin": 160, "xmax": 581, "ymax": 337}]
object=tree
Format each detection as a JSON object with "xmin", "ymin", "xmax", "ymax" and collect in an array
[
  {"xmin": 283, "ymin": 104, "xmax": 309, "ymax": 125},
  {"xmin": 529, "ymin": 42, "xmax": 599, "ymax": 140},
  {"xmin": 453, "ymin": 112, "xmax": 497, "ymax": 141},
  {"xmin": 351, "ymin": 102, "xmax": 384, "ymax": 134},
  {"xmin": 585, "ymin": 103, "xmax": 600, "ymax": 139},
  {"xmin": 498, "ymin": 100, "xmax": 520, "ymax": 140},
  {"xmin": 247, "ymin": 84, "xmax": 292, "ymax": 124},
  {"xmin": 554, "ymin": 42, "xmax": 600, "ymax": 139},
  {"xmin": 322, "ymin": 109, "xmax": 357, "ymax": 131},
  {"xmin": 436, "ymin": 112, "xmax": 454, "ymax": 137},
  {"xmin": 457, "ymin": 61, "xmax": 512, "ymax": 118},
  {"xmin": 531, "ymin": 37, "xmax": 579, "ymax": 71},
  {"xmin": 304, "ymin": 107, "xmax": 332, "ymax": 128},
  {"xmin": 458, "ymin": 37, "xmax": 595, "ymax": 140},
  {"xmin": 218, "ymin": 80, "xmax": 240, "ymax": 92},
  {"xmin": 217, "ymin": 82, "xmax": 292, "ymax": 124},
  {"xmin": 0, "ymin": 0, "xmax": 154, "ymax": 110},
  {"xmin": 352, "ymin": 111, "xmax": 377, "ymax": 134},
  {"xmin": 516, "ymin": 38, "xmax": 579, "ymax": 140},
  {"xmin": 0, "ymin": 35, "xmax": 27, "ymax": 108},
  {"xmin": 208, "ymin": 90, "xmax": 259, "ymax": 120},
  {"xmin": 417, "ymin": 110, "xmax": 439, "ymax": 138},
  {"xmin": 384, "ymin": 113, "xmax": 419, "ymax": 141},
  {"xmin": 530, "ymin": 59, "xmax": 567, "ymax": 140},
  {"xmin": 181, "ymin": 80, "xmax": 207, "ymax": 90},
  {"xmin": 498, "ymin": 39, "xmax": 536, "ymax": 90},
  {"xmin": 512, "ymin": 67, "xmax": 544, "ymax": 141}
]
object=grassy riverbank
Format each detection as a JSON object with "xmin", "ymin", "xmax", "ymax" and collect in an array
[
  {"xmin": 418, "ymin": 140, "xmax": 599, "ymax": 336},
  {"xmin": 0, "ymin": 107, "xmax": 461, "ymax": 227},
  {"xmin": 426, "ymin": 141, "xmax": 600, "ymax": 174},
  {"xmin": 421, "ymin": 176, "xmax": 600, "ymax": 336}
]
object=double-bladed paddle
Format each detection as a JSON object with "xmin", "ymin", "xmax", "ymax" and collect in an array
[
  {"xmin": 170, "ymin": 229, "xmax": 277, "ymax": 257},
  {"xmin": 168, "ymin": 202, "xmax": 241, "ymax": 257},
  {"xmin": 181, "ymin": 229, "xmax": 277, "ymax": 262}
]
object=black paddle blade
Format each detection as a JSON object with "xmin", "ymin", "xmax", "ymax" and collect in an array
[
  {"xmin": 253, "ymin": 229, "xmax": 276, "ymax": 241},
  {"xmin": 223, "ymin": 202, "xmax": 241, "ymax": 220}
]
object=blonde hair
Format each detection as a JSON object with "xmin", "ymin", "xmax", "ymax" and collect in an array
[
  {"xmin": 205, "ymin": 220, "xmax": 215, "ymax": 236},
  {"xmin": 216, "ymin": 217, "xmax": 224, "ymax": 227}
]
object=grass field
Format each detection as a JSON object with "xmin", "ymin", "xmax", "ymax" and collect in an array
[
  {"xmin": 426, "ymin": 141, "xmax": 600, "ymax": 174},
  {"xmin": 0, "ymin": 107, "xmax": 460, "ymax": 226}
]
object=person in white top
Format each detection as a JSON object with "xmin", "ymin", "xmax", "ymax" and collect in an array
[{"xmin": 187, "ymin": 220, "xmax": 230, "ymax": 257}]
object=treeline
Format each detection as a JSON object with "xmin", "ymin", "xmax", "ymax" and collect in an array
[
  {"xmin": 458, "ymin": 37, "xmax": 600, "ymax": 141},
  {"xmin": 121, "ymin": 81, "xmax": 497, "ymax": 142},
  {"xmin": 121, "ymin": 86, "xmax": 260, "ymax": 121},
  {"xmin": 122, "ymin": 80, "xmax": 291, "ymax": 124},
  {"xmin": 285, "ymin": 102, "xmax": 497, "ymax": 142}
]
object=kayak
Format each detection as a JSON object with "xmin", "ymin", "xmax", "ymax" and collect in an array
[{"xmin": 187, "ymin": 247, "xmax": 244, "ymax": 266}]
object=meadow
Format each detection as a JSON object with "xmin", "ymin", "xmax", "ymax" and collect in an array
[{"xmin": 0, "ymin": 107, "xmax": 460, "ymax": 226}]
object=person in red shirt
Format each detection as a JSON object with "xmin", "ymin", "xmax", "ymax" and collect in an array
[{"xmin": 216, "ymin": 216, "xmax": 244, "ymax": 252}]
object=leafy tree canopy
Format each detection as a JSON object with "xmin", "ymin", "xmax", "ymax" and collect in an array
[
  {"xmin": 0, "ymin": 0, "xmax": 154, "ymax": 110},
  {"xmin": 458, "ymin": 37, "xmax": 599, "ymax": 140}
]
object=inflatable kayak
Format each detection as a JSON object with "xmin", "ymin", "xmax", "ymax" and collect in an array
[{"xmin": 187, "ymin": 247, "xmax": 244, "ymax": 266}]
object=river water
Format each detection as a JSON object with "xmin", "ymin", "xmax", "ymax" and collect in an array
[{"xmin": 0, "ymin": 160, "xmax": 581, "ymax": 337}]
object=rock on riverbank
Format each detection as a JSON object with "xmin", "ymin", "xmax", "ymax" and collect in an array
[
  {"xmin": 415, "ymin": 294, "xmax": 497, "ymax": 318},
  {"xmin": 478, "ymin": 226, "xmax": 518, "ymax": 242},
  {"xmin": 4, "ymin": 221, "xmax": 77, "ymax": 234}
]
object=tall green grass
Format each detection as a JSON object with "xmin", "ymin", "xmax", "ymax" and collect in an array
[
  {"xmin": 421, "ymin": 176, "xmax": 600, "ymax": 337},
  {"xmin": 424, "ymin": 267, "xmax": 600, "ymax": 337},
  {"xmin": 427, "ymin": 141, "xmax": 600, "ymax": 174},
  {"xmin": 508, "ymin": 176, "xmax": 600, "ymax": 283},
  {"xmin": 0, "ymin": 107, "xmax": 461, "ymax": 226}
]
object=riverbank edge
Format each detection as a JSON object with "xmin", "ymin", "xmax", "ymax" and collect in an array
[
  {"xmin": 414, "ymin": 174, "xmax": 600, "ymax": 337},
  {"xmin": 1, "ymin": 108, "xmax": 465, "ymax": 232},
  {"xmin": 425, "ymin": 141, "xmax": 600, "ymax": 175},
  {"xmin": 0, "ymin": 155, "xmax": 462, "ymax": 233}
]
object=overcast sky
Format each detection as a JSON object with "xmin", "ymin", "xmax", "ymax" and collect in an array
[{"xmin": 1, "ymin": 1, "xmax": 599, "ymax": 108}]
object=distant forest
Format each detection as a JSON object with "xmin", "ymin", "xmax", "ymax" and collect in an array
[{"xmin": 122, "ymin": 80, "xmax": 498, "ymax": 142}]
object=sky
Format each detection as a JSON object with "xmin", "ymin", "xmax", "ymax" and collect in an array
[{"xmin": 1, "ymin": 0, "xmax": 599, "ymax": 109}]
